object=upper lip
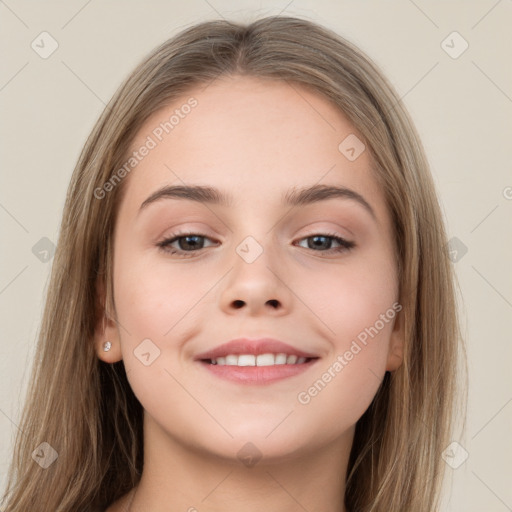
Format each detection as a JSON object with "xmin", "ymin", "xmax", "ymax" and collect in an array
[{"xmin": 194, "ymin": 337, "xmax": 320, "ymax": 361}]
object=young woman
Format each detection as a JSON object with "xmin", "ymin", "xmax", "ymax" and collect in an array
[{"xmin": 1, "ymin": 15, "xmax": 464, "ymax": 512}]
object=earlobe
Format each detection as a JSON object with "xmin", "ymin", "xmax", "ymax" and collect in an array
[
  {"xmin": 94, "ymin": 312, "xmax": 123, "ymax": 363},
  {"xmin": 94, "ymin": 277, "xmax": 123, "ymax": 363},
  {"xmin": 386, "ymin": 342, "xmax": 404, "ymax": 372},
  {"xmin": 386, "ymin": 308, "xmax": 405, "ymax": 372}
]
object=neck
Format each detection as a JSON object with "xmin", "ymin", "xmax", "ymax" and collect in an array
[{"xmin": 126, "ymin": 413, "xmax": 352, "ymax": 512}]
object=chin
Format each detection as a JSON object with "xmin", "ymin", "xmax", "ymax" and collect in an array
[{"xmin": 207, "ymin": 427, "xmax": 312, "ymax": 462}]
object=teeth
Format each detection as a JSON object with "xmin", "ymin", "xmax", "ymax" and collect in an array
[
  {"xmin": 209, "ymin": 353, "xmax": 311, "ymax": 366},
  {"xmin": 257, "ymin": 353, "xmax": 277, "ymax": 366},
  {"xmin": 274, "ymin": 353, "xmax": 287, "ymax": 365},
  {"xmin": 225, "ymin": 355, "xmax": 237, "ymax": 365},
  {"xmin": 238, "ymin": 354, "xmax": 255, "ymax": 366}
]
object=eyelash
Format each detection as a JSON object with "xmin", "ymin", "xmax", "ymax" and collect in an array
[{"xmin": 156, "ymin": 231, "xmax": 355, "ymax": 258}]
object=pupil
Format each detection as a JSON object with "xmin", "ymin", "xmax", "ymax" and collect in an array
[
  {"xmin": 178, "ymin": 235, "xmax": 333, "ymax": 251},
  {"xmin": 182, "ymin": 235, "xmax": 202, "ymax": 250},
  {"xmin": 310, "ymin": 235, "xmax": 330, "ymax": 250}
]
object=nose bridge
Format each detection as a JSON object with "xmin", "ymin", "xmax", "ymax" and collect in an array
[
  {"xmin": 230, "ymin": 204, "xmax": 280, "ymax": 266},
  {"xmin": 218, "ymin": 227, "xmax": 291, "ymax": 315},
  {"xmin": 232, "ymin": 231, "xmax": 279, "ymax": 288}
]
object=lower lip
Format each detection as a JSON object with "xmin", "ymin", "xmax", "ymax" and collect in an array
[{"xmin": 197, "ymin": 359, "xmax": 319, "ymax": 385}]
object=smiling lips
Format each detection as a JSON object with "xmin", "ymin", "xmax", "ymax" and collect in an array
[
  {"xmin": 195, "ymin": 337, "xmax": 320, "ymax": 384},
  {"xmin": 209, "ymin": 353, "xmax": 309, "ymax": 366}
]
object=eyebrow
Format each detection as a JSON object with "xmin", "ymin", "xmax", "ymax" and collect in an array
[{"xmin": 138, "ymin": 183, "xmax": 376, "ymax": 220}]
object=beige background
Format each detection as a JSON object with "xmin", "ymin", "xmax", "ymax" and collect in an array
[{"xmin": 1, "ymin": 1, "xmax": 511, "ymax": 510}]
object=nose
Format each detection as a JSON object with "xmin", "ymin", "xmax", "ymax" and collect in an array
[{"xmin": 218, "ymin": 239, "xmax": 293, "ymax": 317}]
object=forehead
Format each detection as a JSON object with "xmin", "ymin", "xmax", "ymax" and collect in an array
[{"xmin": 119, "ymin": 75, "xmax": 385, "ymax": 219}]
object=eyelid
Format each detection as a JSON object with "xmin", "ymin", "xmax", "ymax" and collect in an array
[
  {"xmin": 296, "ymin": 224, "xmax": 356, "ymax": 246},
  {"xmin": 156, "ymin": 229, "xmax": 355, "ymax": 258},
  {"xmin": 294, "ymin": 230, "xmax": 355, "ymax": 251},
  {"xmin": 156, "ymin": 230, "xmax": 218, "ymax": 255}
]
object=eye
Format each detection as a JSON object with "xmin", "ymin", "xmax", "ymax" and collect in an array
[
  {"xmin": 295, "ymin": 232, "xmax": 355, "ymax": 254},
  {"xmin": 156, "ymin": 232, "xmax": 218, "ymax": 257},
  {"xmin": 156, "ymin": 231, "xmax": 355, "ymax": 258}
]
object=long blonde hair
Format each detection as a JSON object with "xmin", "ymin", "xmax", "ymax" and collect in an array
[{"xmin": 1, "ymin": 15, "xmax": 465, "ymax": 511}]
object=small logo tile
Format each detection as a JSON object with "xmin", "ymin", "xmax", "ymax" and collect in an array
[
  {"xmin": 441, "ymin": 31, "xmax": 469, "ymax": 59},
  {"xmin": 442, "ymin": 441, "xmax": 469, "ymax": 469},
  {"xmin": 236, "ymin": 236, "xmax": 263, "ymax": 264},
  {"xmin": 32, "ymin": 442, "xmax": 58, "ymax": 469},
  {"xmin": 31, "ymin": 31, "xmax": 59, "ymax": 59},
  {"xmin": 237, "ymin": 442, "xmax": 263, "ymax": 468},
  {"xmin": 32, "ymin": 237, "xmax": 56, "ymax": 262},
  {"xmin": 338, "ymin": 134, "xmax": 366, "ymax": 161},
  {"xmin": 134, "ymin": 338, "xmax": 161, "ymax": 366},
  {"xmin": 446, "ymin": 237, "xmax": 468, "ymax": 263}
]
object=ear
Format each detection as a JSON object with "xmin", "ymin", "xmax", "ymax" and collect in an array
[
  {"xmin": 93, "ymin": 275, "xmax": 123, "ymax": 363},
  {"xmin": 386, "ymin": 304, "xmax": 404, "ymax": 372}
]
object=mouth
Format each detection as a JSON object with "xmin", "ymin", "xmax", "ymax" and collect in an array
[
  {"xmin": 194, "ymin": 336, "xmax": 321, "ymax": 384},
  {"xmin": 201, "ymin": 353, "xmax": 318, "ymax": 366},
  {"xmin": 194, "ymin": 337, "xmax": 319, "ymax": 362},
  {"xmin": 197, "ymin": 355, "xmax": 319, "ymax": 384}
]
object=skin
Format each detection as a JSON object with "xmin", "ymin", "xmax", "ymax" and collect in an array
[{"xmin": 96, "ymin": 75, "xmax": 404, "ymax": 512}]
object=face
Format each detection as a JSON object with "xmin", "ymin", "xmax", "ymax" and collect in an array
[{"xmin": 96, "ymin": 75, "xmax": 403, "ymax": 462}]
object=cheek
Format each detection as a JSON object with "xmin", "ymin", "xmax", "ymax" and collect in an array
[
  {"xmin": 301, "ymin": 247, "xmax": 397, "ymax": 350},
  {"xmin": 294, "ymin": 271, "xmax": 397, "ymax": 438},
  {"xmin": 294, "ymin": 249, "xmax": 397, "ymax": 402},
  {"xmin": 326, "ymin": 274, "xmax": 397, "ymax": 364},
  {"xmin": 111, "ymin": 249, "xmax": 208, "ymax": 420},
  {"xmin": 113, "ymin": 246, "xmax": 213, "ymax": 341}
]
